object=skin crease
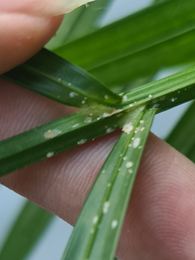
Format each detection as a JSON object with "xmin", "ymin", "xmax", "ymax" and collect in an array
[{"xmin": 0, "ymin": 2, "xmax": 195, "ymax": 259}]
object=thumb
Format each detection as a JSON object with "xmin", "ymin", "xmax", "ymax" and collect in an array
[{"xmin": 0, "ymin": 0, "xmax": 92, "ymax": 73}]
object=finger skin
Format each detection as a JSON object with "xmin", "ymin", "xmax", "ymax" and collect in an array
[
  {"xmin": 0, "ymin": 0, "xmax": 94, "ymax": 73},
  {"xmin": 0, "ymin": 14, "xmax": 62, "ymax": 74},
  {"xmin": 1, "ymin": 81, "xmax": 195, "ymax": 259},
  {"xmin": 118, "ymin": 137, "xmax": 195, "ymax": 260},
  {"xmin": 0, "ymin": 0, "xmax": 94, "ymax": 16}
]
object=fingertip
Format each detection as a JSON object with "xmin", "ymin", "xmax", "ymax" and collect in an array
[
  {"xmin": 0, "ymin": 0, "xmax": 94, "ymax": 17},
  {"xmin": 0, "ymin": 14, "xmax": 62, "ymax": 73},
  {"xmin": 0, "ymin": 0, "xmax": 94, "ymax": 73}
]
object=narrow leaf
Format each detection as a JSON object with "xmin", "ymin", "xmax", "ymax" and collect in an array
[
  {"xmin": 62, "ymin": 107, "xmax": 155, "ymax": 260},
  {"xmin": 63, "ymin": 0, "xmax": 113, "ymax": 43},
  {"xmin": 0, "ymin": 202, "xmax": 53, "ymax": 260},
  {"xmin": 167, "ymin": 101, "xmax": 195, "ymax": 162},
  {"xmin": 55, "ymin": 0, "xmax": 195, "ymax": 86},
  {"xmin": 1, "ymin": 64, "xmax": 195, "ymax": 176},
  {"xmin": 57, "ymin": 0, "xmax": 195, "ymax": 69},
  {"xmin": 4, "ymin": 49, "xmax": 121, "ymax": 108},
  {"xmin": 0, "ymin": 107, "xmax": 129, "ymax": 176},
  {"xmin": 47, "ymin": 0, "xmax": 113, "ymax": 49},
  {"xmin": 46, "ymin": 8, "xmax": 84, "ymax": 50},
  {"xmin": 121, "ymin": 65, "xmax": 195, "ymax": 112},
  {"xmin": 2, "ymin": 101, "xmax": 195, "ymax": 260}
]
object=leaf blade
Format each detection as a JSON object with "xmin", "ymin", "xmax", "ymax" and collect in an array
[
  {"xmin": 0, "ymin": 202, "xmax": 53, "ymax": 260},
  {"xmin": 0, "ymin": 107, "xmax": 129, "ymax": 176},
  {"xmin": 121, "ymin": 65, "xmax": 195, "ymax": 112},
  {"xmin": 2, "ymin": 101, "xmax": 195, "ymax": 260},
  {"xmin": 55, "ymin": 0, "xmax": 195, "ymax": 87},
  {"xmin": 62, "ymin": 107, "xmax": 155, "ymax": 259},
  {"xmin": 1, "ymin": 64, "xmax": 195, "ymax": 176},
  {"xmin": 4, "ymin": 49, "xmax": 121, "ymax": 108},
  {"xmin": 167, "ymin": 101, "xmax": 195, "ymax": 162},
  {"xmin": 47, "ymin": 0, "xmax": 113, "ymax": 49}
]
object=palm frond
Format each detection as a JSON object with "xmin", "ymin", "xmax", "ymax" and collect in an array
[
  {"xmin": 55, "ymin": 0, "xmax": 195, "ymax": 86},
  {"xmin": 5, "ymin": 49, "xmax": 120, "ymax": 108},
  {"xmin": 62, "ymin": 107, "xmax": 155, "ymax": 259},
  {"xmin": 0, "ymin": 202, "xmax": 52, "ymax": 260}
]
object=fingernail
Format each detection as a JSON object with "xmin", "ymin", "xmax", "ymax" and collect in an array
[{"xmin": 0, "ymin": 0, "xmax": 95, "ymax": 16}]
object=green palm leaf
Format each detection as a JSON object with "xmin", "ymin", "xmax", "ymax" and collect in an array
[
  {"xmin": 62, "ymin": 107, "xmax": 155, "ymax": 259},
  {"xmin": 4, "ymin": 49, "xmax": 121, "ymax": 108},
  {"xmin": 121, "ymin": 65, "xmax": 195, "ymax": 111},
  {"xmin": 1, "ymin": 2, "xmax": 195, "ymax": 260},
  {"xmin": 0, "ymin": 202, "xmax": 53, "ymax": 260},
  {"xmin": 0, "ymin": 107, "xmax": 128, "ymax": 176},
  {"xmin": 167, "ymin": 101, "xmax": 195, "ymax": 161},
  {"xmin": 1, "ymin": 65, "xmax": 195, "ymax": 176},
  {"xmin": 2, "ymin": 101, "xmax": 195, "ymax": 260},
  {"xmin": 55, "ymin": 0, "xmax": 195, "ymax": 87},
  {"xmin": 47, "ymin": 0, "xmax": 113, "ymax": 49}
]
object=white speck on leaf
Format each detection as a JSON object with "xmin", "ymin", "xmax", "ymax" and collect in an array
[
  {"xmin": 122, "ymin": 122, "xmax": 133, "ymax": 134},
  {"xmin": 44, "ymin": 129, "xmax": 62, "ymax": 139},
  {"xmin": 102, "ymin": 112, "xmax": 110, "ymax": 118},
  {"xmin": 106, "ymin": 127, "xmax": 114, "ymax": 134},
  {"xmin": 92, "ymin": 216, "xmax": 99, "ymax": 225},
  {"xmin": 126, "ymin": 161, "xmax": 133, "ymax": 169},
  {"xmin": 69, "ymin": 92, "xmax": 77, "ymax": 98},
  {"xmin": 84, "ymin": 117, "xmax": 93, "ymax": 123},
  {"xmin": 46, "ymin": 152, "xmax": 54, "ymax": 158},
  {"xmin": 103, "ymin": 201, "xmax": 110, "ymax": 214},
  {"xmin": 132, "ymin": 137, "xmax": 141, "ymax": 148},
  {"xmin": 122, "ymin": 95, "xmax": 128, "ymax": 102},
  {"xmin": 72, "ymin": 123, "xmax": 80, "ymax": 128},
  {"xmin": 171, "ymin": 97, "xmax": 177, "ymax": 102},
  {"xmin": 77, "ymin": 139, "xmax": 87, "ymax": 145},
  {"xmin": 111, "ymin": 220, "xmax": 118, "ymax": 229}
]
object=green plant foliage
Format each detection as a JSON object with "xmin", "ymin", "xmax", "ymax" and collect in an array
[
  {"xmin": 62, "ymin": 107, "xmax": 155, "ymax": 260},
  {"xmin": 167, "ymin": 102, "xmax": 195, "ymax": 162},
  {"xmin": 5, "ymin": 49, "xmax": 121, "ymax": 108},
  {"xmin": 47, "ymin": 0, "xmax": 112, "ymax": 49},
  {"xmin": 63, "ymin": 0, "xmax": 113, "ymax": 43},
  {"xmin": 55, "ymin": 0, "xmax": 195, "ymax": 87},
  {"xmin": 1, "ymin": 1, "xmax": 195, "ymax": 259},
  {"xmin": 2, "ymin": 100, "xmax": 195, "ymax": 260},
  {"xmin": 2, "ymin": 65, "xmax": 195, "ymax": 176},
  {"xmin": 121, "ymin": 65, "xmax": 195, "ymax": 112},
  {"xmin": 0, "ymin": 107, "xmax": 128, "ymax": 176},
  {"xmin": 0, "ymin": 202, "xmax": 53, "ymax": 260}
]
